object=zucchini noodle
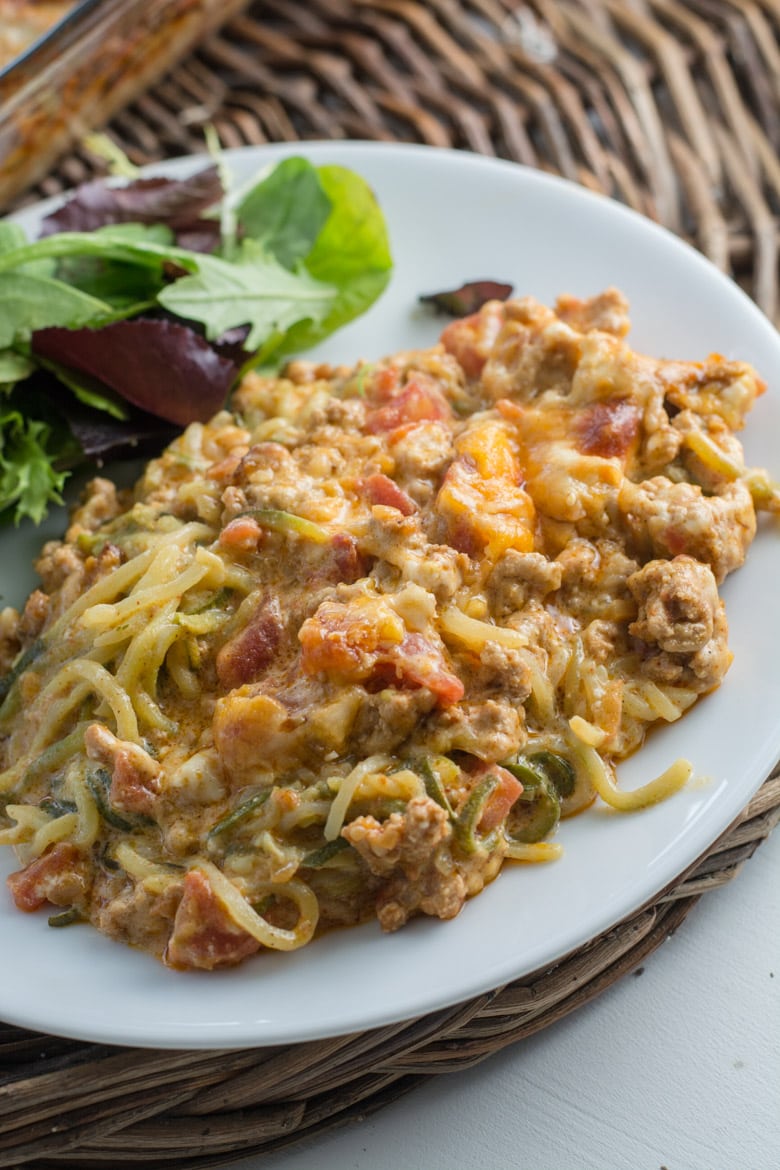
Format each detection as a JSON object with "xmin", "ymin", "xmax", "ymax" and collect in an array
[
  {"xmin": 45, "ymin": 660, "xmax": 140, "ymax": 744},
  {"xmin": 72, "ymin": 769, "xmax": 100, "ymax": 849},
  {"xmin": 197, "ymin": 860, "xmax": 319, "ymax": 951},
  {"xmin": 0, "ymin": 803, "xmax": 50, "ymax": 845},
  {"xmin": 574, "ymin": 743, "xmax": 694, "ymax": 812},
  {"xmin": 80, "ymin": 561, "xmax": 208, "ymax": 630},
  {"xmin": 505, "ymin": 841, "xmax": 564, "ymax": 863},
  {"xmin": 440, "ymin": 606, "xmax": 529, "ymax": 650},
  {"xmin": 115, "ymin": 841, "xmax": 174, "ymax": 881},
  {"xmin": 324, "ymin": 754, "xmax": 393, "ymax": 841},
  {"xmin": 31, "ymin": 811, "xmax": 79, "ymax": 856}
]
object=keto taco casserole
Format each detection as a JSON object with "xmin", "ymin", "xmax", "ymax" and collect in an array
[{"xmin": 0, "ymin": 288, "xmax": 776, "ymax": 970}]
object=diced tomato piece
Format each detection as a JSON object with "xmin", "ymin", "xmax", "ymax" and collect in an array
[
  {"xmin": 219, "ymin": 516, "xmax": 264, "ymax": 551},
  {"xmin": 367, "ymin": 365, "xmax": 401, "ymax": 401},
  {"xmin": 217, "ymin": 595, "xmax": 284, "ymax": 690},
  {"xmin": 166, "ymin": 869, "xmax": 259, "ymax": 970},
  {"xmin": 84, "ymin": 723, "xmax": 160, "ymax": 816},
  {"xmin": 299, "ymin": 599, "xmax": 463, "ymax": 707},
  {"xmin": 440, "ymin": 301, "xmax": 506, "ymax": 379},
  {"xmin": 207, "ymin": 448, "xmax": 248, "ymax": 483},
  {"xmin": 359, "ymin": 473, "xmax": 417, "ymax": 516},
  {"xmin": 110, "ymin": 751, "xmax": 160, "ymax": 816},
  {"xmin": 7, "ymin": 843, "xmax": 89, "ymax": 913},
  {"xmin": 365, "ymin": 375, "xmax": 452, "ymax": 435},
  {"xmin": 387, "ymin": 633, "xmax": 465, "ymax": 705},
  {"xmin": 329, "ymin": 533, "xmax": 366, "ymax": 583},
  {"xmin": 476, "ymin": 765, "xmax": 523, "ymax": 832},
  {"xmin": 662, "ymin": 526, "xmax": 688, "ymax": 556}
]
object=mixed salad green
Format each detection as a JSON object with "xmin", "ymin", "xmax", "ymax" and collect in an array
[{"xmin": 0, "ymin": 157, "xmax": 393, "ymax": 524}]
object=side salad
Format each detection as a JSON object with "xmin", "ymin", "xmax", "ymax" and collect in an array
[{"xmin": 0, "ymin": 157, "xmax": 393, "ymax": 524}]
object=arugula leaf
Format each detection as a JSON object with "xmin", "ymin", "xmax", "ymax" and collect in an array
[
  {"xmin": 276, "ymin": 164, "xmax": 392, "ymax": 356},
  {"xmin": 0, "ymin": 230, "xmax": 200, "ymax": 276},
  {"xmin": 236, "ymin": 157, "xmax": 332, "ymax": 269},
  {"xmin": 0, "ymin": 273, "xmax": 113, "ymax": 349},
  {"xmin": 52, "ymin": 228, "xmax": 174, "ymax": 311},
  {"xmin": 0, "ymin": 407, "xmax": 67, "ymax": 524},
  {"xmin": 157, "ymin": 242, "xmax": 337, "ymax": 351}
]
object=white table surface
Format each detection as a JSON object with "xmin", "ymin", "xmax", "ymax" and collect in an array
[{"xmin": 218, "ymin": 825, "xmax": 780, "ymax": 1170}]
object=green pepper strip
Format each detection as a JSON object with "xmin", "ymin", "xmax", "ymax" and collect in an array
[
  {"xmin": 0, "ymin": 638, "xmax": 45, "ymax": 720},
  {"xmin": 453, "ymin": 774, "xmax": 500, "ymax": 855},
  {"xmin": 48, "ymin": 908, "xmax": 83, "ymax": 928},
  {"xmin": 39, "ymin": 797, "xmax": 78, "ymax": 818},
  {"xmin": 503, "ymin": 760, "xmax": 545, "ymax": 789},
  {"xmin": 86, "ymin": 766, "xmax": 151, "ymax": 833},
  {"xmin": 207, "ymin": 789, "xmax": 271, "ymax": 840},
  {"xmin": 0, "ymin": 637, "xmax": 44, "ymax": 702},
  {"xmin": 237, "ymin": 508, "xmax": 330, "ymax": 544},
  {"xmin": 301, "ymin": 838, "xmax": 353, "ymax": 868},
  {"xmin": 527, "ymin": 751, "xmax": 576, "ymax": 798},
  {"xmin": 504, "ymin": 778, "xmax": 560, "ymax": 845},
  {"xmin": 416, "ymin": 758, "xmax": 455, "ymax": 817},
  {"xmin": 20, "ymin": 725, "xmax": 88, "ymax": 794},
  {"xmin": 504, "ymin": 751, "xmax": 576, "ymax": 799}
]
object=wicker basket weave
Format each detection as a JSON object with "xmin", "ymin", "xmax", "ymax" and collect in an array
[{"xmin": 2, "ymin": 1, "xmax": 780, "ymax": 1165}]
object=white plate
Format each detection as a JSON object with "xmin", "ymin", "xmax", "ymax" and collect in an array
[{"xmin": 1, "ymin": 142, "xmax": 779, "ymax": 1050}]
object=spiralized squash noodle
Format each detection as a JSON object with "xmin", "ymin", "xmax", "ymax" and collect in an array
[{"xmin": 197, "ymin": 861, "xmax": 319, "ymax": 951}]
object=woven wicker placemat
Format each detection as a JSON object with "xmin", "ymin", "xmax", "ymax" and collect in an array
[{"xmin": 2, "ymin": 2, "xmax": 780, "ymax": 1165}]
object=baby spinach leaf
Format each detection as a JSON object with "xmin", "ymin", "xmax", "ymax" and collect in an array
[
  {"xmin": 50, "ymin": 228, "xmax": 173, "ymax": 313},
  {"xmin": 276, "ymin": 164, "xmax": 392, "ymax": 356},
  {"xmin": 0, "ymin": 230, "xmax": 199, "ymax": 277},
  {"xmin": 236, "ymin": 157, "xmax": 332, "ymax": 269}
]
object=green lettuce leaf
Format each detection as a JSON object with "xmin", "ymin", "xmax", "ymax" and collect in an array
[
  {"xmin": 0, "ymin": 350, "xmax": 35, "ymax": 387},
  {"xmin": 0, "ymin": 407, "xmax": 67, "ymax": 525}
]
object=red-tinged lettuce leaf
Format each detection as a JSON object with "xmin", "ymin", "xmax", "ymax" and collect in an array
[
  {"xmin": 419, "ymin": 280, "xmax": 513, "ymax": 316},
  {"xmin": 212, "ymin": 325, "xmax": 252, "ymax": 366},
  {"xmin": 16, "ymin": 368, "xmax": 178, "ymax": 468},
  {"xmin": 39, "ymin": 168, "xmax": 223, "ymax": 245},
  {"xmin": 32, "ymin": 319, "xmax": 237, "ymax": 427},
  {"xmin": 59, "ymin": 399, "xmax": 179, "ymax": 464}
]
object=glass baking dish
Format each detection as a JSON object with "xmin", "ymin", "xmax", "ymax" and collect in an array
[{"xmin": 0, "ymin": 0, "xmax": 249, "ymax": 210}]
